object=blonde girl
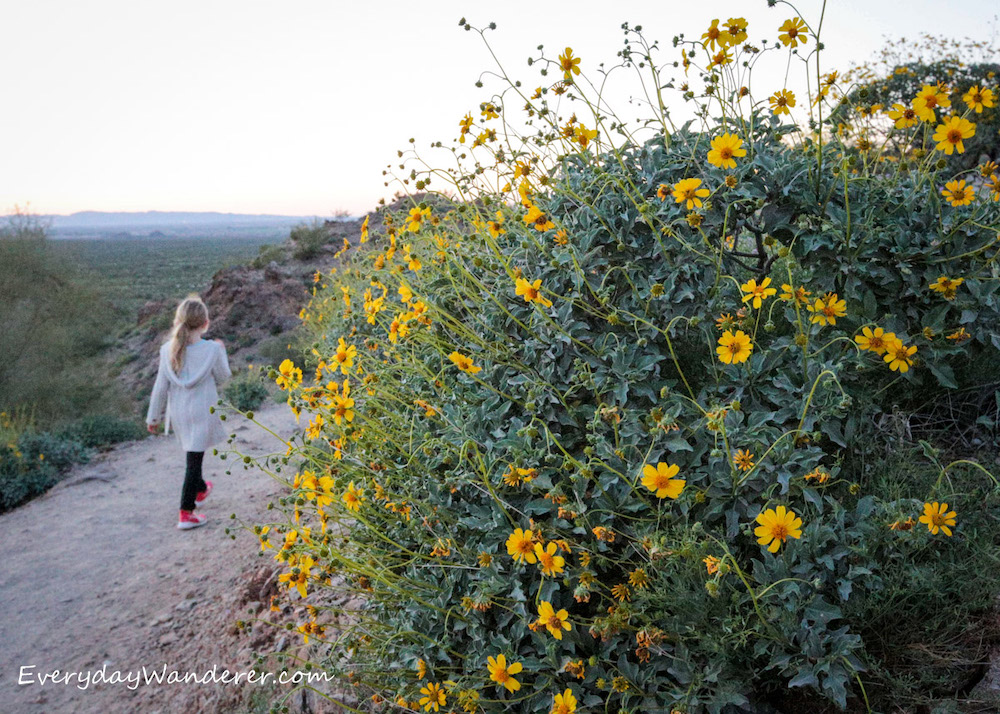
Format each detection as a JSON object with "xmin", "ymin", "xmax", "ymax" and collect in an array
[{"xmin": 146, "ymin": 295, "xmax": 231, "ymax": 530}]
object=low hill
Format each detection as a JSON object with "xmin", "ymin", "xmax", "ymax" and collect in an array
[{"xmin": 111, "ymin": 214, "xmax": 372, "ymax": 411}]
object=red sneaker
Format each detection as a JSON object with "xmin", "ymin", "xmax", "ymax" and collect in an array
[
  {"xmin": 177, "ymin": 510, "xmax": 207, "ymax": 530},
  {"xmin": 195, "ymin": 480, "xmax": 213, "ymax": 503}
]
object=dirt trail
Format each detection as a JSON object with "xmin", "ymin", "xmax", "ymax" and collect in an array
[{"xmin": 0, "ymin": 401, "xmax": 301, "ymax": 714}]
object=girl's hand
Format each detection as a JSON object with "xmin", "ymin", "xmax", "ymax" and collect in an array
[{"xmin": 147, "ymin": 422, "xmax": 161, "ymax": 434}]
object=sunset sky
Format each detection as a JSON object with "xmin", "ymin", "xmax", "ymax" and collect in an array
[{"xmin": 2, "ymin": 0, "xmax": 996, "ymax": 217}]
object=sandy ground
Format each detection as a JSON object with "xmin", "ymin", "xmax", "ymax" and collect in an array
[{"xmin": 0, "ymin": 401, "xmax": 305, "ymax": 714}]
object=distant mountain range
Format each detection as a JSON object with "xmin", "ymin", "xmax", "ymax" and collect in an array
[{"xmin": 10, "ymin": 211, "xmax": 340, "ymax": 240}]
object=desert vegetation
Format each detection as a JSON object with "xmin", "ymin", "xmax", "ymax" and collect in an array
[{"xmin": 245, "ymin": 6, "xmax": 1000, "ymax": 714}]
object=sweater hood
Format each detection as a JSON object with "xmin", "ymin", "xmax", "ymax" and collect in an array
[{"xmin": 160, "ymin": 341, "xmax": 218, "ymax": 389}]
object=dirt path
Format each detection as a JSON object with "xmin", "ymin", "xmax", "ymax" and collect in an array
[{"xmin": 0, "ymin": 401, "xmax": 302, "ymax": 714}]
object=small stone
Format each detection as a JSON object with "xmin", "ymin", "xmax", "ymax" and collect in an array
[{"xmin": 175, "ymin": 598, "xmax": 198, "ymax": 612}]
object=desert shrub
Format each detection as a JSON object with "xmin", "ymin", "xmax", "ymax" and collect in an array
[
  {"xmin": 244, "ymin": 12, "xmax": 1000, "ymax": 714},
  {"xmin": 0, "ymin": 427, "xmax": 90, "ymax": 511},
  {"xmin": 290, "ymin": 220, "xmax": 331, "ymax": 261},
  {"xmin": 254, "ymin": 333, "xmax": 305, "ymax": 368},
  {"xmin": 0, "ymin": 212, "xmax": 126, "ymax": 423},
  {"xmin": 838, "ymin": 34, "xmax": 1000, "ymax": 169},
  {"xmin": 224, "ymin": 371, "xmax": 270, "ymax": 412},
  {"xmin": 56, "ymin": 414, "xmax": 146, "ymax": 449},
  {"xmin": 252, "ymin": 243, "xmax": 286, "ymax": 269}
]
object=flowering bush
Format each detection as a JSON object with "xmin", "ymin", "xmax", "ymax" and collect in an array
[
  {"xmin": 1, "ymin": 412, "xmax": 90, "ymax": 511},
  {"xmin": 246, "ymin": 9, "xmax": 1000, "ymax": 713}
]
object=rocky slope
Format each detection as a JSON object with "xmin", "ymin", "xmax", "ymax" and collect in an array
[{"xmin": 114, "ymin": 218, "xmax": 364, "ymax": 409}]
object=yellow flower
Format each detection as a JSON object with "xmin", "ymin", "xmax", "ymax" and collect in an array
[
  {"xmin": 534, "ymin": 542, "xmax": 566, "ymax": 577},
  {"xmin": 559, "ymin": 47, "xmax": 581, "ymax": 80},
  {"xmin": 551, "ymin": 688, "xmax": 578, "ymax": 714},
  {"xmin": 404, "ymin": 244, "xmax": 422, "ymax": 271},
  {"xmin": 506, "ymin": 528, "xmax": 537, "ymax": 564},
  {"xmin": 523, "ymin": 204, "xmax": 556, "ymax": 232},
  {"xmin": 962, "ymin": 85, "xmax": 995, "ymax": 113},
  {"xmin": 988, "ymin": 174, "xmax": 1000, "ymax": 202},
  {"xmin": 332, "ymin": 391, "xmax": 354, "ymax": 425},
  {"xmin": 701, "ymin": 19, "xmax": 732, "ymax": 50},
  {"xmin": 710, "ymin": 48, "xmax": 733, "ymax": 67},
  {"xmin": 418, "ymin": 682, "xmax": 446, "ymax": 712},
  {"xmin": 947, "ymin": 327, "xmax": 971, "ymax": 342},
  {"xmin": 769, "ymin": 89, "xmax": 796, "ymax": 116},
  {"xmin": 914, "ymin": 83, "xmax": 951, "ymax": 121},
  {"xmin": 928, "ymin": 275, "xmax": 964, "ymax": 300},
  {"xmin": 536, "ymin": 601, "xmax": 572, "ymax": 639},
  {"xmin": 703, "ymin": 555, "xmax": 721, "ymax": 574},
  {"xmin": 941, "ymin": 179, "xmax": 975, "ymax": 207},
  {"xmin": 342, "ymin": 481, "xmax": 363, "ymax": 512},
  {"xmin": 886, "ymin": 102, "xmax": 920, "ymax": 129},
  {"xmin": 854, "ymin": 326, "xmax": 895, "ymax": 355},
  {"xmin": 360, "ymin": 215, "xmax": 369, "ymax": 243},
  {"xmin": 487, "ymin": 210, "xmax": 505, "ymax": 238},
  {"xmin": 573, "ymin": 124, "xmax": 598, "ymax": 149},
  {"xmin": 716, "ymin": 312, "xmax": 737, "ymax": 330},
  {"xmin": 458, "ymin": 113, "xmax": 474, "ymax": 143},
  {"xmin": 780, "ymin": 283, "xmax": 811, "ymax": 305},
  {"xmin": 716, "ymin": 329, "xmax": 753, "ymax": 364},
  {"xmin": 804, "ymin": 467, "xmax": 831, "ymax": 484},
  {"xmin": 449, "ymin": 351, "xmax": 482, "ymax": 374},
  {"xmin": 919, "ymin": 501, "xmax": 957, "ymax": 536},
  {"xmin": 807, "ymin": 293, "xmax": 846, "ymax": 326},
  {"xmin": 778, "ymin": 17, "xmax": 809, "ymax": 47},
  {"xmin": 933, "ymin": 115, "xmax": 976, "ymax": 155},
  {"xmin": 733, "ymin": 449, "xmax": 755, "ymax": 471},
  {"xmin": 407, "ymin": 206, "xmax": 432, "ymax": 232},
  {"xmin": 333, "ymin": 337, "xmax": 356, "ymax": 375},
  {"xmin": 628, "ymin": 567, "xmax": 649, "ymax": 589},
  {"xmin": 723, "ymin": 17, "xmax": 748, "ymax": 45},
  {"xmin": 754, "ymin": 506, "xmax": 803, "ymax": 552},
  {"xmin": 641, "ymin": 462, "xmax": 685, "ymax": 499},
  {"xmin": 741, "ymin": 277, "xmax": 777, "ymax": 308},
  {"xmin": 277, "ymin": 555, "xmax": 314, "ymax": 598},
  {"xmin": 487, "ymin": 654, "xmax": 523, "ymax": 693},
  {"xmin": 276, "ymin": 359, "xmax": 303, "ymax": 390},
  {"xmin": 515, "ymin": 278, "xmax": 554, "ymax": 308},
  {"xmin": 611, "ymin": 583, "xmax": 631, "ymax": 601},
  {"xmin": 707, "ymin": 132, "xmax": 746, "ymax": 169},
  {"xmin": 883, "ymin": 341, "xmax": 917, "ymax": 372},
  {"xmin": 672, "ymin": 178, "xmax": 710, "ymax": 210}
]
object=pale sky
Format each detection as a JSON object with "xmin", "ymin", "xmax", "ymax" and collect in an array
[{"xmin": 1, "ymin": 0, "xmax": 995, "ymax": 217}]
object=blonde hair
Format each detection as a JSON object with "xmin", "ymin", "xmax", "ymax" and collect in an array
[{"xmin": 169, "ymin": 295, "xmax": 209, "ymax": 372}]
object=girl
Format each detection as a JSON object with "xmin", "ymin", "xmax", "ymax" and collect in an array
[{"xmin": 146, "ymin": 294, "xmax": 232, "ymax": 530}]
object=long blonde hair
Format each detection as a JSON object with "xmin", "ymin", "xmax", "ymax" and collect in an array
[{"xmin": 169, "ymin": 295, "xmax": 209, "ymax": 372}]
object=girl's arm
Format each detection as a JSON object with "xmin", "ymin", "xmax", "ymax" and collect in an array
[
  {"xmin": 212, "ymin": 339, "xmax": 233, "ymax": 383},
  {"xmin": 146, "ymin": 349, "xmax": 169, "ymax": 427}
]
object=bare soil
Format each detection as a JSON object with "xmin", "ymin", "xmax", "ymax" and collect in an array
[{"xmin": 0, "ymin": 400, "xmax": 324, "ymax": 714}]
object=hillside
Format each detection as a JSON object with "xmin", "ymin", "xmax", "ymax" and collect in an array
[{"xmin": 110, "ymin": 215, "xmax": 367, "ymax": 413}]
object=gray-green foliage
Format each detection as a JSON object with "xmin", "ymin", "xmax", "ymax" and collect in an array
[{"xmin": 0, "ymin": 214, "xmax": 123, "ymax": 423}]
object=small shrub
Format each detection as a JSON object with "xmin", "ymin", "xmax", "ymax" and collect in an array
[
  {"xmin": 289, "ymin": 221, "xmax": 330, "ymax": 261},
  {"xmin": 224, "ymin": 372, "xmax": 270, "ymax": 412},
  {"xmin": 255, "ymin": 334, "xmax": 302, "ymax": 367},
  {"xmin": 56, "ymin": 415, "xmax": 146, "ymax": 449},
  {"xmin": 251, "ymin": 243, "xmax": 285, "ymax": 269},
  {"xmin": 1, "ymin": 431, "xmax": 89, "ymax": 511}
]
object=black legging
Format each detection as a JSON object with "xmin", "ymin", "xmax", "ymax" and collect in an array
[{"xmin": 180, "ymin": 451, "xmax": 207, "ymax": 511}]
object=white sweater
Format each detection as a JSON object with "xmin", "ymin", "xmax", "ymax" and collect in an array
[{"xmin": 146, "ymin": 339, "xmax": 232, "ymax": 452}]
